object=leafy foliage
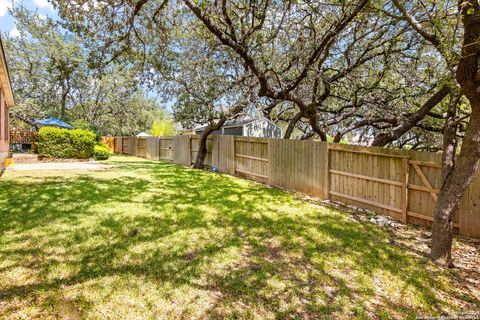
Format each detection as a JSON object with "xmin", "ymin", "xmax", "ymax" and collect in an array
[
  {"xmin": 150, "ymin": 119, "xmax": 175, "ymax": 137},
  {"xmin": 36, "ymin": 127, "xmax": 96, "ymax": 159},
  {"xmin": 93, "ymin": 144, "xmax": 111, "ymax": 160},
  {"xmin": 48, "ymin": 0, "xmax": 467, "ymax": 150},
  {"xmin": 4, "ymin": 7, "xmax": 166, "ymax": 136}
]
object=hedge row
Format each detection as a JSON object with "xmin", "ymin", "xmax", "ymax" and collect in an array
[{"xmin": 36, "ymin": 127, "xmax": 96, "ymax": 159}]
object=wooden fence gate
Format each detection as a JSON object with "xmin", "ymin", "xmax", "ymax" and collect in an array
[{"xmin": 406, "ymin": 160, "xmax": 460, "ymax": 229}]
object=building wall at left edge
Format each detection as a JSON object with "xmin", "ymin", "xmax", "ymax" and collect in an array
[
  {"xmin": 0, "ymin": 35, "xmax": 15, "ymax": 175},
  {"xmin": 0, "ymin": 88, "xmax": 9, "ymax": 174}
]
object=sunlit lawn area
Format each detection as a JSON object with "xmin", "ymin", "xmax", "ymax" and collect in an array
[{"xmin": 0, "ymin": 156, "xmax": 477, "ymax": 319}]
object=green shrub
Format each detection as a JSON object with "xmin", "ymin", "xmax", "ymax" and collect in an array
[
  {"xmin": 69, "ymin": 129, "xmax": 97, "ymax": 158},
  {"xmin": 93, "ymin": 144, "xmax": 110, "ymax": 160},
  {"xmin": 36, "ymin": 127, "xmax": 96, "ymax": 159}
]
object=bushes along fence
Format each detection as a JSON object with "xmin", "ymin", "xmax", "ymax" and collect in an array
[{"xmin": 36, "ymin": 127, "xmax": 96, "ymax": 159}]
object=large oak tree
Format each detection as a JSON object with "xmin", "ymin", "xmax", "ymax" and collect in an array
[{"xmin": 389, "ymin": 0, "xmax": 480, "ymax": 266}]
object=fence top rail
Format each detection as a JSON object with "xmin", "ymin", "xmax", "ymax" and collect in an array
[
  {"xmin": 328, "ymin": 144, "xmax": 409, "ymax": 159},
  {"xmin": 232, "ymin": 136, "xmax": 270, "ymax": 143},
  {"xmin": 190, "ymin": 135, "xmax": 213, "ymax": 141}
]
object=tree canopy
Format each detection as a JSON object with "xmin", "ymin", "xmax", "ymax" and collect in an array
[
  {"xmin": 4, "ymin": 6, "xmax": 168, "ymax": 136},
  {"xmin": 46, "ymin": 0, "xmax": 471, "ymax": 151}
]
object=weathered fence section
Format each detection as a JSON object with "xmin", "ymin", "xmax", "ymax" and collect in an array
[
  {"xmin": 328, "ymin": 144, "xmax": 408, "ymax": 222},
  {"xmin": 212, "ymin": 135, "xmax": 235, "ymax": 175},
  {"xmin": 114, "ymin": 137, "xmax": 122, "ymax": 154},
  {"xmin": 460, "ymin": 174, "xmax": 480, "ymax": 238},
  {"xmin": 269, "ymin": 139, "xmax": 329, "ymax": 199},
  {"xmin": 137, "ymin": 138, "xmax": 147, "ymax": 158},
  {"xmin": 173, "ymin": 136, "xmax": 191, "ymax": 166},
  {"xmin": 121, "ymin": 137, "xmax": 128, "ymax": 154},
  {"xmin": 110, "ymin": 135, "xmax": 480, "ymax": 239},
  {"xmin": 234, "ymin": 137, "xmax": 269, "ymax": 183},
  {"xmin": 10, "ymin": 130, "xmax": 37, "ymax": 145},
  {"xmin": 127, "ymin": 137, "xmax": 137, "ymax": 156},
  {"xmin": 405, "ymin": 151, "xmax": 458, "ymax": 230},
  {"xmin": 158, "ymin": 137, "xmax": 173, "ymax": 161},
  {"xmin": 145, "ymin": 137, "xmax": 159, "ymax": 160},
  {"xmin": 190, "ymin": 136, "xmax": 213, "ymax": 166},
  {"xmin": 101, "ymin": 136, "xmax": 115, "ymax": 153}
]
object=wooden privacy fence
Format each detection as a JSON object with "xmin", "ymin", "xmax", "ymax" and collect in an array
[
  {"xmin": 111, "ymin": 135, "xmax": 480, "ymax": 239},
  {"xmin": 101, "ymin": 137, "xmax": 115, "ymax": 152},
  {"xmin": 10, "ymin": 131, "xmax": 37, "ymax": 145}
]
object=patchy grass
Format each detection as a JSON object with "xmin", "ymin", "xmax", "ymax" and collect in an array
[{"xmin": 0, "ymin": 156, "xmax": 477, "ymax": 319}]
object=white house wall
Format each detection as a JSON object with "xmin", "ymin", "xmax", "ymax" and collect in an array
[{"xmin": 244, "ymin": 119, "xmax": 282, "ymax": 138}]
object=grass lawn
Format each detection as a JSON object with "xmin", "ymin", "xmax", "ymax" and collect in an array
[{"xmin": 0, "ymin": 156, "xmax": 478, "ymax": 319}]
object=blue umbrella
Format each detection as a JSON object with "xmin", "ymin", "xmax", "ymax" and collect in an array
[{"xmin": 33, "ymin": 117, "xmax": 74, "ymax": 130}]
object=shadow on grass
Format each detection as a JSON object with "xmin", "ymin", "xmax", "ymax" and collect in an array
[{"xmin": 0, "ymin": 157, "xmax": 475, "ymax": 318}]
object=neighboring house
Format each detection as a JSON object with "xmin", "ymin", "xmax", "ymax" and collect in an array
[
  {"xmin": 194, "ymin": 118, "xmax": 282, "ymax": 138},
  {"xmin": 136, "ymin": 132, "xmax": 150, "ymax": 137},
  {"xmin": 0, "ymin": 36, "xmax": 14, "ymax": 173}
]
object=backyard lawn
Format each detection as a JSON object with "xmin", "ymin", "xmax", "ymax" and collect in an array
[{"xmin": 0, "ymin": 156, "xmax": 478, "ymax": 319}]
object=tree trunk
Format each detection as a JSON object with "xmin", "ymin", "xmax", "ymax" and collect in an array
[
  {"xmin": 308, "ymin": 114, "xmax": 327, "ymax": 141},
  {"xmin": 440, "ymin": 92, "xmax": 460, "ymax": 183},
  {"xmin": 430, "ymin": 110, "xmax": 480, "ymax": 265},
  {"xmin": 284, "ymin": 111, "xmax": 303, "ymax": 139},
  {"xmin": 371, "ymin": 85, "xmax": 450, "ymax": 147},
  {"xmin": 332, "ymin": 132, "xmax": 343, "ymax": 143},
  {"xmin": 193, "ymin": 118, "xmax": 227, "ymax": 169},
  {"xmin": 60, "ymin": 82, "xmax": 69, "ymax": 120},
  {"xmin": 430, "ymin": 0, "xmax": 480, "ymax": 266},
  {"xmin": 428, "ymin": 93, "xmax": 460, "ymax": 266}
]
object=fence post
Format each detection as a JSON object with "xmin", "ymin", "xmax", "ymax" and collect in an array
[
  {"xmin": 401, "ymin": 157, "xmax": 409, "ymax": 224},
  {"xmin": 135, "ymin": 137, "xmax": 139, "ymax": 156},
  {"xmin": 117, "ymin": 136, "xmax": 121, "ymax": 154},
  {"xmin": 232, "ymin": 136, "xmax": 236, "ymax": 174},
  {"xmin": 128, "ymin": 137, "xmax": 136, "ymax": 156},
  {"xmin": 323, "ymin": 143, "xmax": 330, "ymax": 200},
  {"xmin": 188, "ymin": 136, "xmax": 192, "ymax": 166},
  {"xmin": 212, "ymin": 135, "xmax": 219, "ymax": 169}
]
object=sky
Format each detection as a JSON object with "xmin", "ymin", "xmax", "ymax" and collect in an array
[{"xmin": 0, "ymin": 0, "xmax": 56, "ymax": 37}]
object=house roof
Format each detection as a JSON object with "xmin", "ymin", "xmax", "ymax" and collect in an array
[
  {"xmin": 33, "ymin": 117, "xmax": 74, "ymax": 130},
  {"xmin": 195, "ymin": 118, "xmax": 278, "ymax": 131},
  {"xmin": 0, "ymin": 35, "xmax": 14, "ymax": 107}
]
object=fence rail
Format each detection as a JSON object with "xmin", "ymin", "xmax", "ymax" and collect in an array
[{"xmin": 108, "ymin": 135, "xmax": 480, "ymax": 240}]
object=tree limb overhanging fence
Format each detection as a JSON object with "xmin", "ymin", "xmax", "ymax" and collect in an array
[{"xmin": 103, "ymin": 135, "xmax": 480, "ymax": 240}]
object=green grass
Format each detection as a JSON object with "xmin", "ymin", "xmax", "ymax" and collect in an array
[{"xmin": 0, "ymin": 156, "xmax": 476, "ymax": 319}]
